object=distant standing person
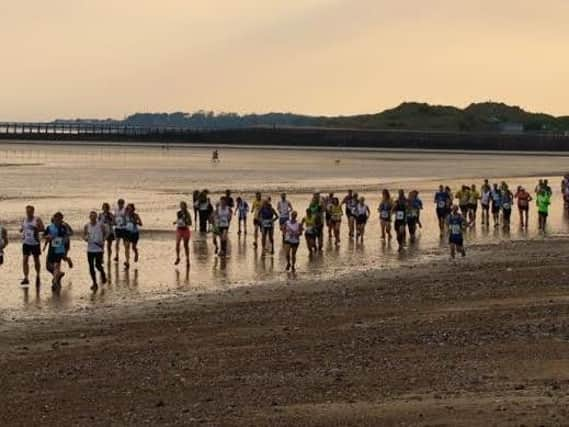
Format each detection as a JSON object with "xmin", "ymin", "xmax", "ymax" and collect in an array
[
  {"xmin": 21, "ymin": 205, "xmax": 45, "ymax": 287},
  {"xmin": 84, "ymin": 211, "xmax": 108, "ymax": 291},
  {"xmin": 174, "ymin": 201, "xmax": 192, "ymax": 266},
  {"xmin": 114, "ymin": 198, "xmax": 127, "ymax": 262}
]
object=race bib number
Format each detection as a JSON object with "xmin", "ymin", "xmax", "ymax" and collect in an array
[
  {"xmin": 176, "ymin": 218, "xmax": 186, "ymax": 228},
  {"xmin": 116, "ymin": 217, "xmax": 125, "ymax": 227},
  {"xmin": 450, "ymin": 224, "xmax": 462, "ymax": 235},
  {"xmin": 396, "ymin": 211, "xmax": 405, "ymax": 220},
  {"xmin": 23, "ymin": 229, "xmax": 35, "ymax": 241},
  {"xmin": 262, "ymin": 219, "xmax": 273, "ymax": 228},
  {"xmin": 502, "ymin": 203, "xmax": 510, "ymax": 209},
  {"xmin": 380, "ymin": 211, "xmax": 389, "ymax": 219},
  {"xmin": 126, "ymin": 222, "xmax": 135, "ymax": 232},
  {"xmin": 219, "ymin": 217, "xmax": 229, "ymax": 228},
  {"xmin": 438, "ymin": 201, "xmax": 446, "ymax": 209}
]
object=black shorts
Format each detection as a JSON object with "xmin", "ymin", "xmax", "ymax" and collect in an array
[
  {"xmin": 115, "ymin": 228, "xmax": 128, "ymax": 239},
  {"xmin": 47, "ymin": 250, "xmax": 65, "ymax": 265},
  {"xmin": 22, "ymin": 244, "xmax": 41, "ymax": 257},
  {"xmin": 126, "ymin": 232, "xmax": 139, "ymax": 244},
  {"xmin": 518, "ymin": 205, "xmax": 529, "ymax": 212},
  {"xmin": 253, "ymin": 219, "xmax": 261, "ymax": 228},
  {"xmin": 0, "ymin": 255, "xmax": 4, "ymax": 266},
  {"xmin": 284, "ymin": 240, "xmax": 300, "ymax": 248},
  {"xmin": 394, "ymin": 220, "xmax": 406, "ymax": 230},
  {"xmin": 539, "ymin": 211, "xmax": 548, "ymax": 218},
  {"xmin": 459, "ymin": 205, "xmax": 469, "ymax": 214},
  {"xmin": 356, "ymin": 215, "xmax": 368, "ymax": 225},
  {"xmin": 468, "ymin": 203, "xmax": 478, "ymax": 212},
  {"xmin": 436, "ymin": 208, "xmax": 447, "ymax": 219},
  {"xmin": 325, "ymin": 213, "xmax": 332, "ymax": 223},
  {"xmin": 491, "ymin": 205, "xmax": 500, "ymax": 214},
  {"xmin": 449, "ymin": 234, "xmax": 464, "ymax": 246},
  {"xmin": 481, "ymin": 203, "xmax": 490, "ymax": 211},
  {"xmin": 502, "ymin": 208, "xmax": 512, "ymax": 220},
  {"xmin": 106, "ymin": 232, "xmax": 115, "ymax": 242},
  {"xmin": 218, "ymin": 226, "xmax": 229, "ymax": 234}
]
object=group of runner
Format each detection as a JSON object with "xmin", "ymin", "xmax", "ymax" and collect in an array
[{"xmin": 0, "ymin": 177, "xmax": 562, "ymax": 292}]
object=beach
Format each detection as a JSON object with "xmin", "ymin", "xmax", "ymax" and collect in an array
[{"xmin": 2, "ymin": 237, "xmax": 569, "ymax": 426}]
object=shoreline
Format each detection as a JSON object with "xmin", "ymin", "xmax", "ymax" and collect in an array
[{"xmin": 2, "ymin": 237, "xmax": 569, "ymax": 425}]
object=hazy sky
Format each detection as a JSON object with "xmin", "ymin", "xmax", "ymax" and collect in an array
[{"xmin": 1, "ymin": 0, "xmax": 568, "ymax": 121}]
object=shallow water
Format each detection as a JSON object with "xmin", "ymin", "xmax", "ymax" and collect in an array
[{"xmin": 1, "ymin": 142, "xmax": 568, "ymax": 321}]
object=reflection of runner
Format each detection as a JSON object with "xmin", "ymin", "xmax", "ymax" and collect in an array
[
  {"xmin": 84, "ymin": 211, "xmax": 108, "ymax": 291},
  {"xmin": 21, "ymin": 205, "xmax": 44, "ymax": 288}
]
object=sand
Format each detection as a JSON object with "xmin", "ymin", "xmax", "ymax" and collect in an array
[{"xmin": 2, "ymin": 237, "xmax": 569, "ymax": 426}]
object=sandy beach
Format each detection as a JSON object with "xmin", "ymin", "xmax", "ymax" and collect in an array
[{"xmin": 2, "ymin": 237, "xmax": 569, "ymax": 426}]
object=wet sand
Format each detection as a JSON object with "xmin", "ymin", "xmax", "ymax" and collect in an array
[{"xmin": 2, "ymin": 237, "xmax": 569, "ymax": 426}]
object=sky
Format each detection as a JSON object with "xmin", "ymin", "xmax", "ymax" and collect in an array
[{"xmin": 1, "ymin": 0, "xmax": 568, "ymax": 121}]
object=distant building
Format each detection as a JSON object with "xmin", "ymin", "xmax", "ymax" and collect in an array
[{"xmin": 500, "ymin": 122, "xmax": 524, "ymax": 134}]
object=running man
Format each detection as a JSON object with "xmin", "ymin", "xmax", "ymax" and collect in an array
[
  {"xmin": 448, "ymin": 205, "xmax": 466, "ymax": 259},
  {"xmin": 515, "ymin": 186, "xmax": 532, "ymax": 228},
  {"xmin": 114, "ymin": 198, "xmax": 127, "ymax": 262},
  {"xmin": 456, "ymin": 185, "xmax": 471, "ymax": 217},
  {"xmin": 309, "ymin": 193, "xmax": 325, "ymax": 250},
  {"xmin": 468, "ymin": 184, "xmax": 480, "ymax": 225},
  {"xmin": 257, "ymin": 199, "xmax": 279, "ymax": 255},
  {"xmin": 325, "ymin": 192, "xmax": 335, "ymax": 239},
  {"xmin": 124, "ymin": 203, "xmax": 142, "ymax": 269},
  {"xmin": 480, "ymin": 183, "xmax": 492, "ymax": 226},
  {"xmin": 277, "ymin": 193, "xmax": 293, "ymax": 241},
  {"xmin": 434, "ymin": 185, "xmax": 451, "ymax": 234},
  {"xmin": 0, "ymin": 221, "xmax": 8, "ymax": 267},
  {"xmin": 501, "ymin": 185, "xmax": 514, "ymax": 228},
  {"xmin": 537, "ymin": 188, "xmax": 551, "ymax": 231},
  {"xmin": 21, "ymin": 205, "xmax": 45, "ymax": 287},
  {"xmin": 174, "ymin": 201, "xmax": 192, "ymax": 266},
  {"xmin": 379, "ymin": 189, "xmax": 393, "ymax": 241},
  {"xmin": 235, "ymin": 196, "xmax": 249, "ymax": 235},
  {"xmin": 490, "ymin": 184, "xmax": 502, "ymax": 227},
  {"xmin": 251, "ymin": 192, "xmax": 263, "ymax": 248},
  {"xmin": 98, "ymin": 203, "xmax": 115, "ymax": 261},
  {"xmin": 302, "ymin": 208, "xmax": 318, "ymax": 253},
  {"xmin": 284, "ymin": 211, "xmax": 303, "ymax": 272},
  {"xmin": 354, "ymin": 197, "xmax": 371, "ymax": 241},
  {"xmin": 406, "ymin": 190, "xmax": 422, "ymax": 242},
  {"xmin": 216, "ymin": 197, "xmax": 233, "ymax": 257},
  {"xmin": 328, "ymin": 197, "xmax": 343, "ymax": 246},
  {"xmin": 392, "ymin": 190, "xmax": 407, "ymax": 252},
  {"xmin": 342, "ymin": 190, "xmax": 356, "ymax": 239},
  {"xmin": 44, "ymin": 212, "xmax": 69, "ymax": 291},
  {"xmin": 84, "ymin": 211, "xmax": 108, "ymax": 291}
]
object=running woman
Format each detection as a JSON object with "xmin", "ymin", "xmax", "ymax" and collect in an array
[
  {"xmin": 235, "ymin": 197, "xmax": 249, "ymax": 235},
  {"xmin": 302, "ymin": 208, "xmax": 318, "ymax": 253},
  {"xmin": 0, "ymin": 222, "xmax": 8, "ymax": 267},
  {"xmin": 192, "ymin": 190, "xmax": 200, "ymax": 228},
  {"xmin": 537, "ymin": 188, "xmax": 551, "ymax": 231},
  {"xmin": 84, "ymin": 211, "xmax": 108, "ymax": 291},
  {"xmin": 501, "ymin": 185, "xmax": 514, "ymax": 228},
  {"xmin": 251, "ymin": 192, "xmax": 263, "ymax": 248},
  {"xmin": 448, "ymin": 205, "xmax": 466, "ymax": 259},
  {"xmin": 124, "ymin": 203, "xmax": 142, "ymax": 270},
  {"xmin": 257, "ymin": 200, "xmax": 278, "ymax": 255},
  {"xmin": 114, "ymin": 198, "xmax": 127, "ymax": 262},
  {"xmin": 355, "ymin": 197, "xmax": 371, "ymax": 241},
  {"xmin": 406, "ymin": 191, "xmax": 422, "ymax": 242},
  {"xmin": 44, "ymin": 212, "xmax": 69, "ymax": 291},
  {"xmin": 434, "ymin": 185, "xmax": 450, "ymax": 233},
  {"xmin": 174, "ymin": 201, "xmax": 192, "ymax": 266},
  {"xmin": 216, "ymin": 197, "xmax": 233, "ymax": 257},
  {"xmin": 379, "ymin": 189, "xmax": 393, "ymax": 241},
  {"xmin": 284, "ymin": 211, "xmax": 303, "ymax": 272},
  {"xmin": 328, "ymin": 197, "xmax": 343, "ymax": 246},
  {"xmin": 490, "ymin": 184, "xmax": 502, "ymax": 227},
  {"xmin": 277, "ymin": 193, "xmax": 293, "ymax": 241},
  {"xmin": 21, "ymin": 205, "xmax": 45, "ymax": 287},
  {"xmin": 515, "ymin": 186, "xmax": 532, "ymax": 228},
  {"xmin": 98, "ymin": 203, "xmax": 115, "ymax": 261},
  {"xmin": 468, "ymin": 184, "xmax": 480, "ymax": 225},
  {"xmin": 480, "ymin": 184, "xmax": 492, "ymax": 226},
  {"xmin": 392, "ymin": 190, "xmax": 407, "ymax": 252}
]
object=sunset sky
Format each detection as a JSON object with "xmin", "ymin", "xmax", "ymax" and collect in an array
[{"xmin": 1, "ymin": 0, "xmax": 568, "ymax": 121}]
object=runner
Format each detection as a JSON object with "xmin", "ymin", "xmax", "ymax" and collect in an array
[
  {"xmin": 284, "ymin": 211, "xmax": 303, "ymax": 272},
  {"xmin": 277, "ymin": 193, "xmax": 293, "ymax": 241},
  {"xmin": 467, "ymin": 184, "xmax": 480, "ymax": 225},
  {"xmin": 308, "ymin": 193, "xmax": 325, "ymax": 250},
  {"xmin": 257, "ymin": 199, "xmax": 278, "ymax": 255},
  {"xmin": 378, "ymin": 189, "xmax": 393, "ymax": 241},
  {"xmin": 216, "ymin": 197, "xmax": 233, "ymax": 257},
  {"xmin": 84, "ymin": 211, "xmax": 109, "ymax": 291},
  {"xmin": 342, "ymin": 190, "xmax": 356, "ymax": 239},
  {"xmin": 414, "ymin": 191, "xmax": 424, "ymax": 229},
  {"xmin": 456, "ymin": 185, "xmax": 471, "ymax": 217},
  {"xmin": 537, "ymin": 188, "xmax": 551, "ymax": 231},
  {"xmin": 123, "ymin": 203, "xmax": 142, "ymax": 270},
  {"xmin": 448, "ymin": 205, "xmax": 466, "ymax": 259},
  {"xmin": 392, "ymin": 190, "xmax": 407, "ymax": 252},
  {"xmin": 0, "ymin": 222, "xmax": 8, "ymax": 267},
  {"xmin": 44, "ymin": 212, "xmax": 69, "ymax": 291},
  {"xmin": 328, "ymin": 197, "xmax": 343, "ymax": 246},
  {"xmin": 174, "ymin": 201, "xmax": 192, "ymax": 266},
  {"xmin": 251, "ymin": 192, "xmax": 263, "ymax": 248},
  {"xmin": 302, "ymin": 208, "xmax": 318, "ymax": 253},
  {"xmin": 209, "ymin": 203, "xmax": 221, "ymax": 254},
  {"xmin": 61, "ymin": 219, "xmax": 74, "ymax": 270},
  {"xmin": 197, "ymin": 190, "xmax": 211, "ymax": 233},
  {"xmin": 515, "ymin": 186, "xmax": 532, "ymax": 228},
  {"xmin": 325, "ymin": 192, "xmax": 335, "ymax": 239},
  {"xmin": 234, "ymin": 197, "xmax": 249, "ymax": 235},
  {"xmin": 480, "ymin": 183, "xmax": 492, "ymax": 226},
  {"xmin": 355, "ymin": 197, "xmax": 370, "ymax": 241},
  {"xmin": 21, "ymin": 205, "xmax": 45, "ymax": 287},
  {"xmin": 192, "ymin": 190, "xmax": 200, "ymax": 228},
  {"xmin": 98, "ymin": 203, "xmax": 115, "ymax": 261},
  {"xmin": 434, "ymin": 185, "xmax": 451, "ymax": 233},
  {"xmin": 224, "ymin": 190, "xmax": 235, "ymax": 209},
  {"xmin": 501, "ymin": 185, "xmax": 514, "ymax": 228},
  {"xmin": 113, "ymin": 198, "xmax": 127, "ymax": 262},
  {"xmin": 490, "ymin": 184, "xmax": 502, "ymax": 227},
  {"xmin": 406, "ymin": 191, "xmax": 422, "ymax": 242}
]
